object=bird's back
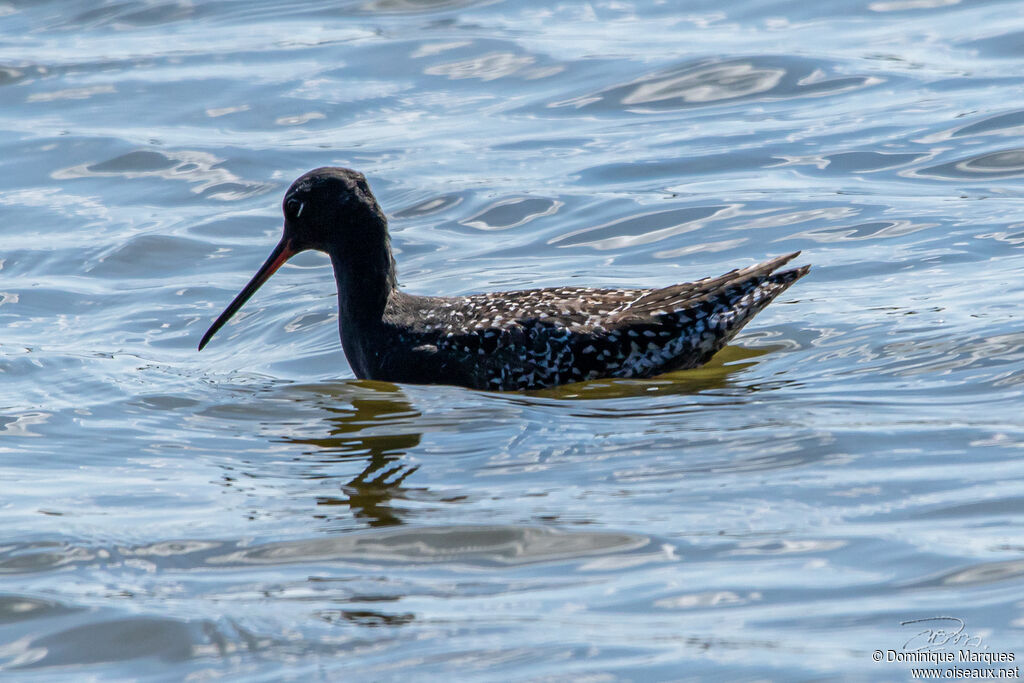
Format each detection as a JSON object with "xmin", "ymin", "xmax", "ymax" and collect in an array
[{"xmin": 376, "ymin": 252, "xmax": 809, "ymax": 390}]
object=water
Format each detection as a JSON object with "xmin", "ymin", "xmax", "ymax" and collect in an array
[{"xmin": 2, "ymin": 0, "xmax": 1024, "ymax": 679}]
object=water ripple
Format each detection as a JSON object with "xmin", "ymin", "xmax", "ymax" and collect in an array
[
  {"xmin": 53, "ymin": 149, "xmax": 272, "ymax": 200},
  {"xmin": 551, "ymin": 56, "xmax": 882, "ymax": 114},
  {"xmin": 208, "ymin": 525, "xmax": 650, "ymax": 567},
  {"xmin": 913, "ymin": 147, "xmax": 1024, "ymax": 179}
]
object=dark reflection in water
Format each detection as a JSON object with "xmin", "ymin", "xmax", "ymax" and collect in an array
[
  {"xmin": 320, "ymin": 459, "xmax": 420, "ymax": 528},
  {"xmin": 315, "ymin": 609, "xmax": 415, "ymax": 627},
  {"xmin": 279, "ymin": 381, "xmax": 423, "ymax": 527},
  {"xmin": 234, "ymin": 344, "xmax": 787, "ymax": 530}
]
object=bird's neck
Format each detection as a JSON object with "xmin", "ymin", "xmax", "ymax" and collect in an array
[{"xmin": 328, "ymin": 235, "xmax": 399, "ymax": 378}]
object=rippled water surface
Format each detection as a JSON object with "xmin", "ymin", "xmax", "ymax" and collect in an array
[{"xmin": 3, "ymin": 0, "xmax": 1024, "ymax": 679}]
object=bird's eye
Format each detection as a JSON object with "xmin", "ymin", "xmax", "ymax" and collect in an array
[{"xmin": 284, "ymin": 197, "xmax": 304, "ymax": 220}]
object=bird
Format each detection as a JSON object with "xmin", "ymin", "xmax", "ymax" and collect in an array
[{"xmin": 198, "ymin": 167, "xmax": 809, "ymax": 391}]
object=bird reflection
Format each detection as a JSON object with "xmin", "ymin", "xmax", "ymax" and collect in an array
[
  {"xmin": 264, "ymin": 343, "xmax": 780, "ymax": 526},
  {"xmin": 528, "ymin": 343, "xmax": 775, "ymax": 399},
  {"xmin": 315, "ymin": 609, "xmax": 415, "ymax": 628},
  {"xmin": 280, "ymin": 380, "xmax": 423, "ymax": 527}
]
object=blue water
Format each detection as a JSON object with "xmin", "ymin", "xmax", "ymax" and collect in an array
[{"xmin": 3, "ymin": 0, "xmax": 1024, "ymax": 679}]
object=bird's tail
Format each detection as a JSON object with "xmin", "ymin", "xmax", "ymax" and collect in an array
[{"xmin": 701, "ymin": 252, "xmax": 809, "ymax": 356}]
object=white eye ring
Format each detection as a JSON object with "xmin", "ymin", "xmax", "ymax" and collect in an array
[{"xmin": 295, "ymin": 202, "xmax": 304, "ymax": 218}]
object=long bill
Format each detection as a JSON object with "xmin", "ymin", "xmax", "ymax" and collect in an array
[{"xmin": 198, "ymin": 237, "xmax": 297, "ymax": 351}]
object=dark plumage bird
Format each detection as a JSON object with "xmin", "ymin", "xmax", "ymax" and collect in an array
[{"xmin": 199, "ymin": 167, "xmax": 809, "ymax": 391}]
